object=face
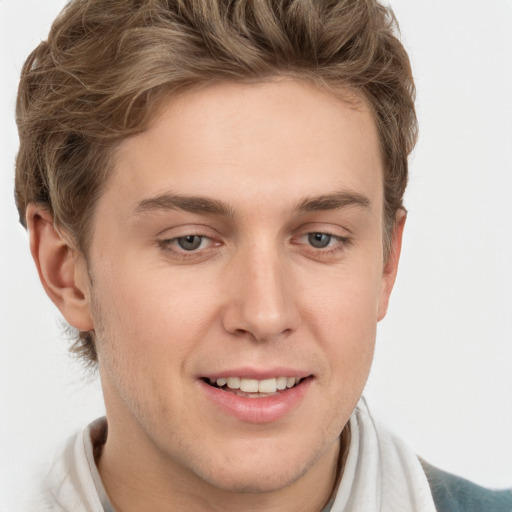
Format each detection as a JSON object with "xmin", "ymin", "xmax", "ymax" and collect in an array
[{"xmin": 77, "ymin": 80, "xmax": 402, "ymax": 495}]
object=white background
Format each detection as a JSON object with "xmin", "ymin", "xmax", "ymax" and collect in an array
[{"xmin": 1, "ymin": 1, "xmax": 511, "ymax": 509}]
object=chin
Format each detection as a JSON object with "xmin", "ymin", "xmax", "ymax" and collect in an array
[
  {"xmin": 200, "ymin": 462, "xmax": 309, "ymax": 494},
  {"xmin": 187, "ymin": 438, "xmax": 328, "ymax": 495}
]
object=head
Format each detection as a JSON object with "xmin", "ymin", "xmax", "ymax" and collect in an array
[
  {"xmin": 15, "ymin": 0, "xmax": 416, "ymax": 366},
  {"xmin": 16, "ymin": 0, "xmax": 416, "ymax": 503}
]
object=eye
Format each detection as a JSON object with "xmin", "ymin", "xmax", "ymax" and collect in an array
[
  {"xmin": 290, "ymin": 228, "xmax": 350, "ymax": 259},
  {"xmin": 159, "ymin": 234, "xmax": 215, "ymax": 255},
  {"xmin": 307, "ymin": 232, "xmax": 334, "ymax": 249},
  {"xmin": 176, "ymin": 235, "xmax": 204, "ymax": 251}
]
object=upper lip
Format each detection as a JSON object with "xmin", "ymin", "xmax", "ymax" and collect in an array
[{"xmin": 200, "ymin": 367, "xmax": 313, "ymax": 381}]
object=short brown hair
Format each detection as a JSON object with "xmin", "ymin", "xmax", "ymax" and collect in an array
[{"xmin": 15, "ymin": 0, "xmax": 417, "ymax": 364}]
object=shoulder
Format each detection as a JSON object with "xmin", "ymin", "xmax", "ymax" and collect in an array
[
  {"xmin": 420, "ymin": 458, "xmax": 512, "ymax": 512},
  {"xmin": 30, "ymin": 420, "xmax": 108, "ymax": 512}
]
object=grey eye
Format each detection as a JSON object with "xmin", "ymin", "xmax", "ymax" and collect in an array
[
  {"xmin": 177, "ymin": 235, "xmax": 203, "ymax": 251},
  {"xmin": 308, "ymin": 233, "xmax": 332, "ymax": 248}
]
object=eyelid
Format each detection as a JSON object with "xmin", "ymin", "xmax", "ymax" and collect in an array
[
  {"xmin": 155, "ymin": 222, "xmax": 220, "ymax": 238},
  {"xmin": 157, "ymin": 236, "xmax": 223, "ymax": 265},
  {"xmin": 296, "ymin": 231, "xmax": 349, "ymax": 247},
  {"xmin": 290, "ymin": 224, "xmax": 352, "ymax": 258},
  {"xmin": 293, "ymin": 222, "xmax": 351, "ymax": 239},
  {"xmin": 159, "ymin": 233, "xmax": 215, "ymax": 248},
  {"xmin": 156, "ymin": 224, "xmax": 224, "ymax": 259},
  {"xmin": 168, "ymin": 234, "xmax": 210, "ymax": 251}
]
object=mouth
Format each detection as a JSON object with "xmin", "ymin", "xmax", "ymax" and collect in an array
[
  {"xmin": 202, "ymin": 375, "xmax": 309, "ymax": 398},
  {"xmin": 199, "ymin": 372, "xmax": 313, "ymax": 423}
]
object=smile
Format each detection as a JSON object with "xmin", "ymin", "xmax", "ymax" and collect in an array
[
  {"xmin": 207, "ymin": 376, "xmax": 302, "ymax": 396},
  {"xmin": 199, "ymin": 366, "xmax": 314, "ymax": 423}
]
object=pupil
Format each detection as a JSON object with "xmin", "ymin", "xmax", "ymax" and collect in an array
[
  {"xmin": 178, "ymin": 235, "xmax": 202, "ymax": 250},
  {"xmin": 308, "ymin": 233, "xmax": 331, "ymax": 248}
]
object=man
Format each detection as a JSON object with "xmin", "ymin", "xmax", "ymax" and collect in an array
[{"xmin": 12, "ymin": 0, "xmax": 512, "ymax": 511}]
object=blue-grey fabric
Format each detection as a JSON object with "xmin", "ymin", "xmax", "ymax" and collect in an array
[{"xmin": 420, "ymin": 459, "xmax": 512, "ymax": 512}]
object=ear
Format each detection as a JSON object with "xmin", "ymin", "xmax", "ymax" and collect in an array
[
  {"xmin": 26, "ymin": 204, "xmax": 94, "ymax": 332},
  {"xmin": 377, "ymin": 210, "xmax": 406, "ymax": 321}
]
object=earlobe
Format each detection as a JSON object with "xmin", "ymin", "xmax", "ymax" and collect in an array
[
  {"xmin": 377, "ymin": 210, "xmax": 406, "ymax": 321},
  {"xmin": 26, "ymin": 204, "xmax": 94, "ymax": 332}
]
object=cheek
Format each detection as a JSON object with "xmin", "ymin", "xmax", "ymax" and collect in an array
[
  {"xmin": 302, "ymin": 265, "xmax": 381, "ymax": 385},
  {"xmin": 91, "ymin": 269, "xmax": 215, "ymax": 420},
  {"xmin": 304, "ymin": 259, "xmax": 383, "ymax": 334},
  {"xmin": 92, "ymin": 265, "xmax": 220, "ymax": 365}
]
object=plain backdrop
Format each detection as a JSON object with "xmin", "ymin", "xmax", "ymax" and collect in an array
[{"xmin": 1, "ymin": 1, "xmax": 511, "ymax": 510}]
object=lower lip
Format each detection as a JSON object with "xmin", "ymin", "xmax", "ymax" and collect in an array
[{"xmin": 199, "ymin": 379, "xmax": 312, "ymax": 424}]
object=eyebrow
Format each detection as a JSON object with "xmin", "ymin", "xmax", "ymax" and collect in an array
[
  {"xmin": 133, "ymin": 189, "xmax": 370, "ymax": 218},
  {"xmin": 134, "ymin": 194, "xmax": 234, "ymax": 217},
  {"xmin": 296, "ymin": 190, "xmax": 371, "ymax": 213}
]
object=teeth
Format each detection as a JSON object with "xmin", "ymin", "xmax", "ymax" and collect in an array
[
  {"xmin": 240, "ymin": 378, "xmax": 259, "ymax": 393},
  {"xmin": 276, "ymin": 376, "xmax": 287, "ymax": 390},
  {"xmin": 212, "ymin": 376, "xmax": 303, "ymax": 393},
  {"xmin": 258, "ymin": 378, "xmax": 277, "ymax": 393},
  {"xmin": 286, "ymin": 377, "xmax": 296, "ymax": 388},
  {"xmin": 226, "ymin": 377, "xmax": 240, "ymax": 389}
]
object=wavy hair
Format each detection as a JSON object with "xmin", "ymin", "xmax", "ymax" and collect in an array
[{"xmin": 15, "ymin": 0, "xmax": 417, "ymax": 364}]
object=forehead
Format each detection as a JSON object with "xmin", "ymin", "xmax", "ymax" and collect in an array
[{"xmin": 107, "ymin": 79, "xmax": 382, "ymax": 215}]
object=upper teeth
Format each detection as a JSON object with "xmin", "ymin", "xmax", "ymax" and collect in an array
[{"xmin": 213, "ymin": 377, "xmax": 300, "ymax": 393}]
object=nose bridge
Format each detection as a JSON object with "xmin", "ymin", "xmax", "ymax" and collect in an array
[{"xmin": 222, "ymin": 237, "xmax": 299, "ymax": 341}]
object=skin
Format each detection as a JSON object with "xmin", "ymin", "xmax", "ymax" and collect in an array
[{"xmin": 28, "ymin": 79, "xmax": 405, "ymax": 511}]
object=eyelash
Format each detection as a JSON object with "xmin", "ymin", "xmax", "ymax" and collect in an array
[
  {"xmin": 293, "ymin": 232, "xmax": 351, "ymax": 256},
  {"xmin": 157, "ymin": 231, "xmax": 351, "ymax": 260},
  {"xmin": 158, "ymin": 235, "xmax": 217, "ymax": 257}
]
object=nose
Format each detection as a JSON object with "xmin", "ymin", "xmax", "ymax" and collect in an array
[{"xmin": 221, "ymin": 242, "xmax": 300, "ymax": 342}]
